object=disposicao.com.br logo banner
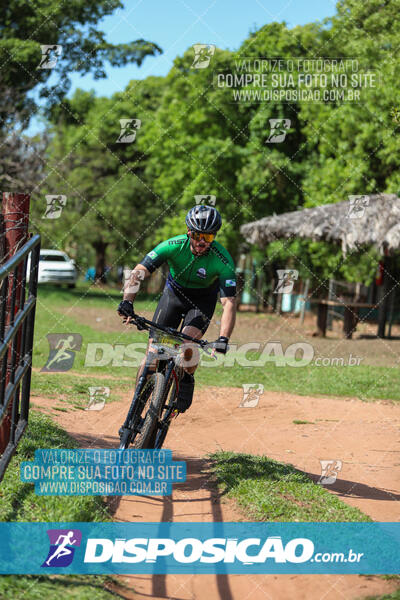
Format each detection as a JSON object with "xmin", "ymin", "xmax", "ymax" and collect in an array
[{"xmin": 0, "ymin": 523, "xmax": 398, "ymax": 574}]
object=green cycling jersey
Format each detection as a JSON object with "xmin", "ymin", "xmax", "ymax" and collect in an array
[{"xmin": 140, "ymin": 234, "xmax": 236, "ymax": 297}]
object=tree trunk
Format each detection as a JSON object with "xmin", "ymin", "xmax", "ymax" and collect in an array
[{"xmin": 93, "ymin": 240, "xmax": 108, "ymax": 283}]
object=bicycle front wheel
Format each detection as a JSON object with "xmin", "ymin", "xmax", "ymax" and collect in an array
[
  {"xmin": 131, "ymin": 372, "xmax": 166, "ymax": 449},
  {"xmin": 153, "ymin": 375, "xmax": 178, "ymax": 449}
]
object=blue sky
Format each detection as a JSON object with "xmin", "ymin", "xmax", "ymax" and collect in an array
[{"xmin": 28, "ymin": 0, "xmax": 337, "ymax": 133}]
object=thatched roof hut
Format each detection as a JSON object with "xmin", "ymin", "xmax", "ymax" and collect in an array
[
  {"xmin": 240, "ymin": 193, "xmax": 400, "ymax": 337},
  {"xmin": 240, "ymin": 194, "xmax": 400, "ymax": 255}
]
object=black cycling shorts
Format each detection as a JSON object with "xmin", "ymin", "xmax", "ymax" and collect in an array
[{"xmin": 150, "ymin": 279, "xmax": 217, "ymax": 336}]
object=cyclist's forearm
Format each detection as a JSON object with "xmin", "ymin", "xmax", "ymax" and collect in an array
[
  {"xmin": 219, "ymin": 297, "xmax": 236, "ymax": 338},
  {"xmin": 123, "ymin": 264, "xmax": 150, "ymax": 301}
]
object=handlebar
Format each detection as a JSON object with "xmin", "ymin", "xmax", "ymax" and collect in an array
[{"xmin": 121, "ymin": 311, "xmax": 211, "ymax": 349}]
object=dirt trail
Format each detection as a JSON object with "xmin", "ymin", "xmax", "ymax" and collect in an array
[{"xmin": 32, "ymin": 387, "xmax": 400, "ymax": 600}]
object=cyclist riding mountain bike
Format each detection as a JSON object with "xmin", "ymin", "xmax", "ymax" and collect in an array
[{"xmin": 117, "ymin": 204, "xmax": 237, "ymax": 413}]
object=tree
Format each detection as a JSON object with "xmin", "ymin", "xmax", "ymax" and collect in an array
[
  {"xmin": 0, "ymin": 0, "xmax": 161, "ymax": 192},
  {"xmin": 0, "ymin": 0, "xmax": 161, "ymax": 128},
  {"xmin": 142, "ymin": 22, "xmax": 328, "ymax": 256},
  {"xmin": 35, "ymin": 77, "xmax": 166, "ymax": 280},
  {"xmin": 290, "ymin": 0, "xmax": 400, "ymax": 284}
]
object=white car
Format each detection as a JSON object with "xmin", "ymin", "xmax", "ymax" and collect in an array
[{"xmin": 27, "ymin": 250, "xmax": 78, "ymax": 287}]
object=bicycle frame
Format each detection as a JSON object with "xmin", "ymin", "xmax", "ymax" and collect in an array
[
  {"xmin": 118, "ymin": 311, "xmax": 213, "ymax": 447},
  {"xmin": 120, "ymin": 353, "xmax": 176, "ymax": 435}
]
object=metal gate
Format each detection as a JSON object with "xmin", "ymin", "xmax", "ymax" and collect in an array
[{"xmin": 0, "ymin": 233, "xmax": 40, "ymax": 481}]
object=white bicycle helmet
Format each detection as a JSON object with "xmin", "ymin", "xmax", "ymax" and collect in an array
[{"xmin": 185, "ymin": 205, "xmax": 222, "ymax": 233}]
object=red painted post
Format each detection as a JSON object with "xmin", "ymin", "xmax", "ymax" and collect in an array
[{"xmin": 0, "ymin": 192, "xmax": 30, "ymax": 453}]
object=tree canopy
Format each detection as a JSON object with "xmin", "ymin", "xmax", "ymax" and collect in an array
[
  {"xmin": 1, "ymin": 0, "xmax": 161, "ymax": 127},
  {"xmin": 0, "ymin": 0, "xmax": 162, "ymax": 195},
  {"xmin": 28, "ymin": 0, "xmax": 400, "ymax": 284}
]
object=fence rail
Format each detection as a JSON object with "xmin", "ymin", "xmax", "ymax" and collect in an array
[{"xmin": 0, "ymin": 234, "xmax": 40, "ymax": 481}]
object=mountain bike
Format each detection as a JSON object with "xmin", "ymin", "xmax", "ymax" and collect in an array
[{"xmin": 118, "ymin": 312, "xmax": 213, "ymax": 450}]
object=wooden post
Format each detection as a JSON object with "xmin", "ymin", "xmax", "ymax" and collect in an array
[
  {"xmin": 343, "ymin": 306, "xmax": 358, "ymax": 339},
  {"xmin": 316, "ymin": 302, "xmax": 328, "ymax": 337},
  {"xmin": 327, "ymin": 279, "xmax": 334, "ymax": 330},
  {"xmin": 256, "ymin": 270, "xmax": 263, "ymax": 313},
  {"xmin": 387, "ymin": 284, "xmax": 396, "ymax": 339},
  {"xmin": 276, "ymin": 292, "xmax": 283, "ymax": 315},
  {"xmin": 0, "ymin": 193, "xmax": 30, "ymax": 453},
  {"xmin": 236, "ymin": 271, "xmax": 244, "ymax": 311},
  {"xmin": 300, "ymin": 278, "xmax": 309, "ymax": 325},
  {"xmin": 377, "ymin": 254, "xmax": 392, "ymax": 338}
]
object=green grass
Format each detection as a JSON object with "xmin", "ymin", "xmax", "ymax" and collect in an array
[
  {"xmin": 31, "ymin": 372, "xmax": 131, "ymax": 406},
  {"xmin": 293, "ymin": 419, "xmax": 314, "ymax": 425},
  {"xmin": 32, "ymin": 283, "xmax": 156, "ymax": 381},
  {"xmin": 0, "ymin": 575, "xmax": 125, "ymax": 599},
  {"xmin": 361, "ymin": 591, "xmax": 400, "ymax": 600},
  {"xmin": 34, "ymin": 281, "xmax": 158, "ymax": 312},
  {"xmin": 31, "ymin": 284, "xmax": 399, "ymax": 403},
  {"xmin": 0, "ymin": 410, "xmax": 120, "ymax": 599},
  {"xmin": 0, "ymin": 411, "xmax": 110, "ymax": 522},
  {"xmin": 196, "ymin": 359, "xmax": 400, "ymax": 402},
  {"xmin": 210, "ymin": 451, "xmax": 371, "ymax": 522}
]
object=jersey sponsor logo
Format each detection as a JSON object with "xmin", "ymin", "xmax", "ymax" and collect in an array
[
  {"xmin": 196, "ymin": 267, "xmax": 207, "ymax": 279},
  {"xmin": 225, "ymin": 279, "xmax": 236, "ymax": 287},
  {"xmin": 148, "ymin": 251, "xmax": 157, "ymax": 259},
  {"xmin": 168, "ymin": 239, "xmax": 185, "ymax": 245},
  {"xmin": 210, "ymin": 246, "xmax": 229, "ymax": 266}
]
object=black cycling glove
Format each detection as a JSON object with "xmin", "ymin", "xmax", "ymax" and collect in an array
[
  {"xmin": 117, "ymin": 299, "xmax": 135, "ymax": 319},
  {"xmin": 213, "ymin": 336, "xmax": 229, "ymax": 354}
]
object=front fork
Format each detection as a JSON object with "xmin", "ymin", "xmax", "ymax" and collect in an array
[
  {"xmin": 119, "ymin": 351, "xmax": 158, "ymax": 437},
  {"xmin": 153, "ymin": 363, "xmax": 180, "ymax": 449}
]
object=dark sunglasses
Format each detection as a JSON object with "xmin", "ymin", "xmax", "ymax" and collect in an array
[{"xmin": 190, "ymin": 231, "xmax": 216, "ymax": 242}]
